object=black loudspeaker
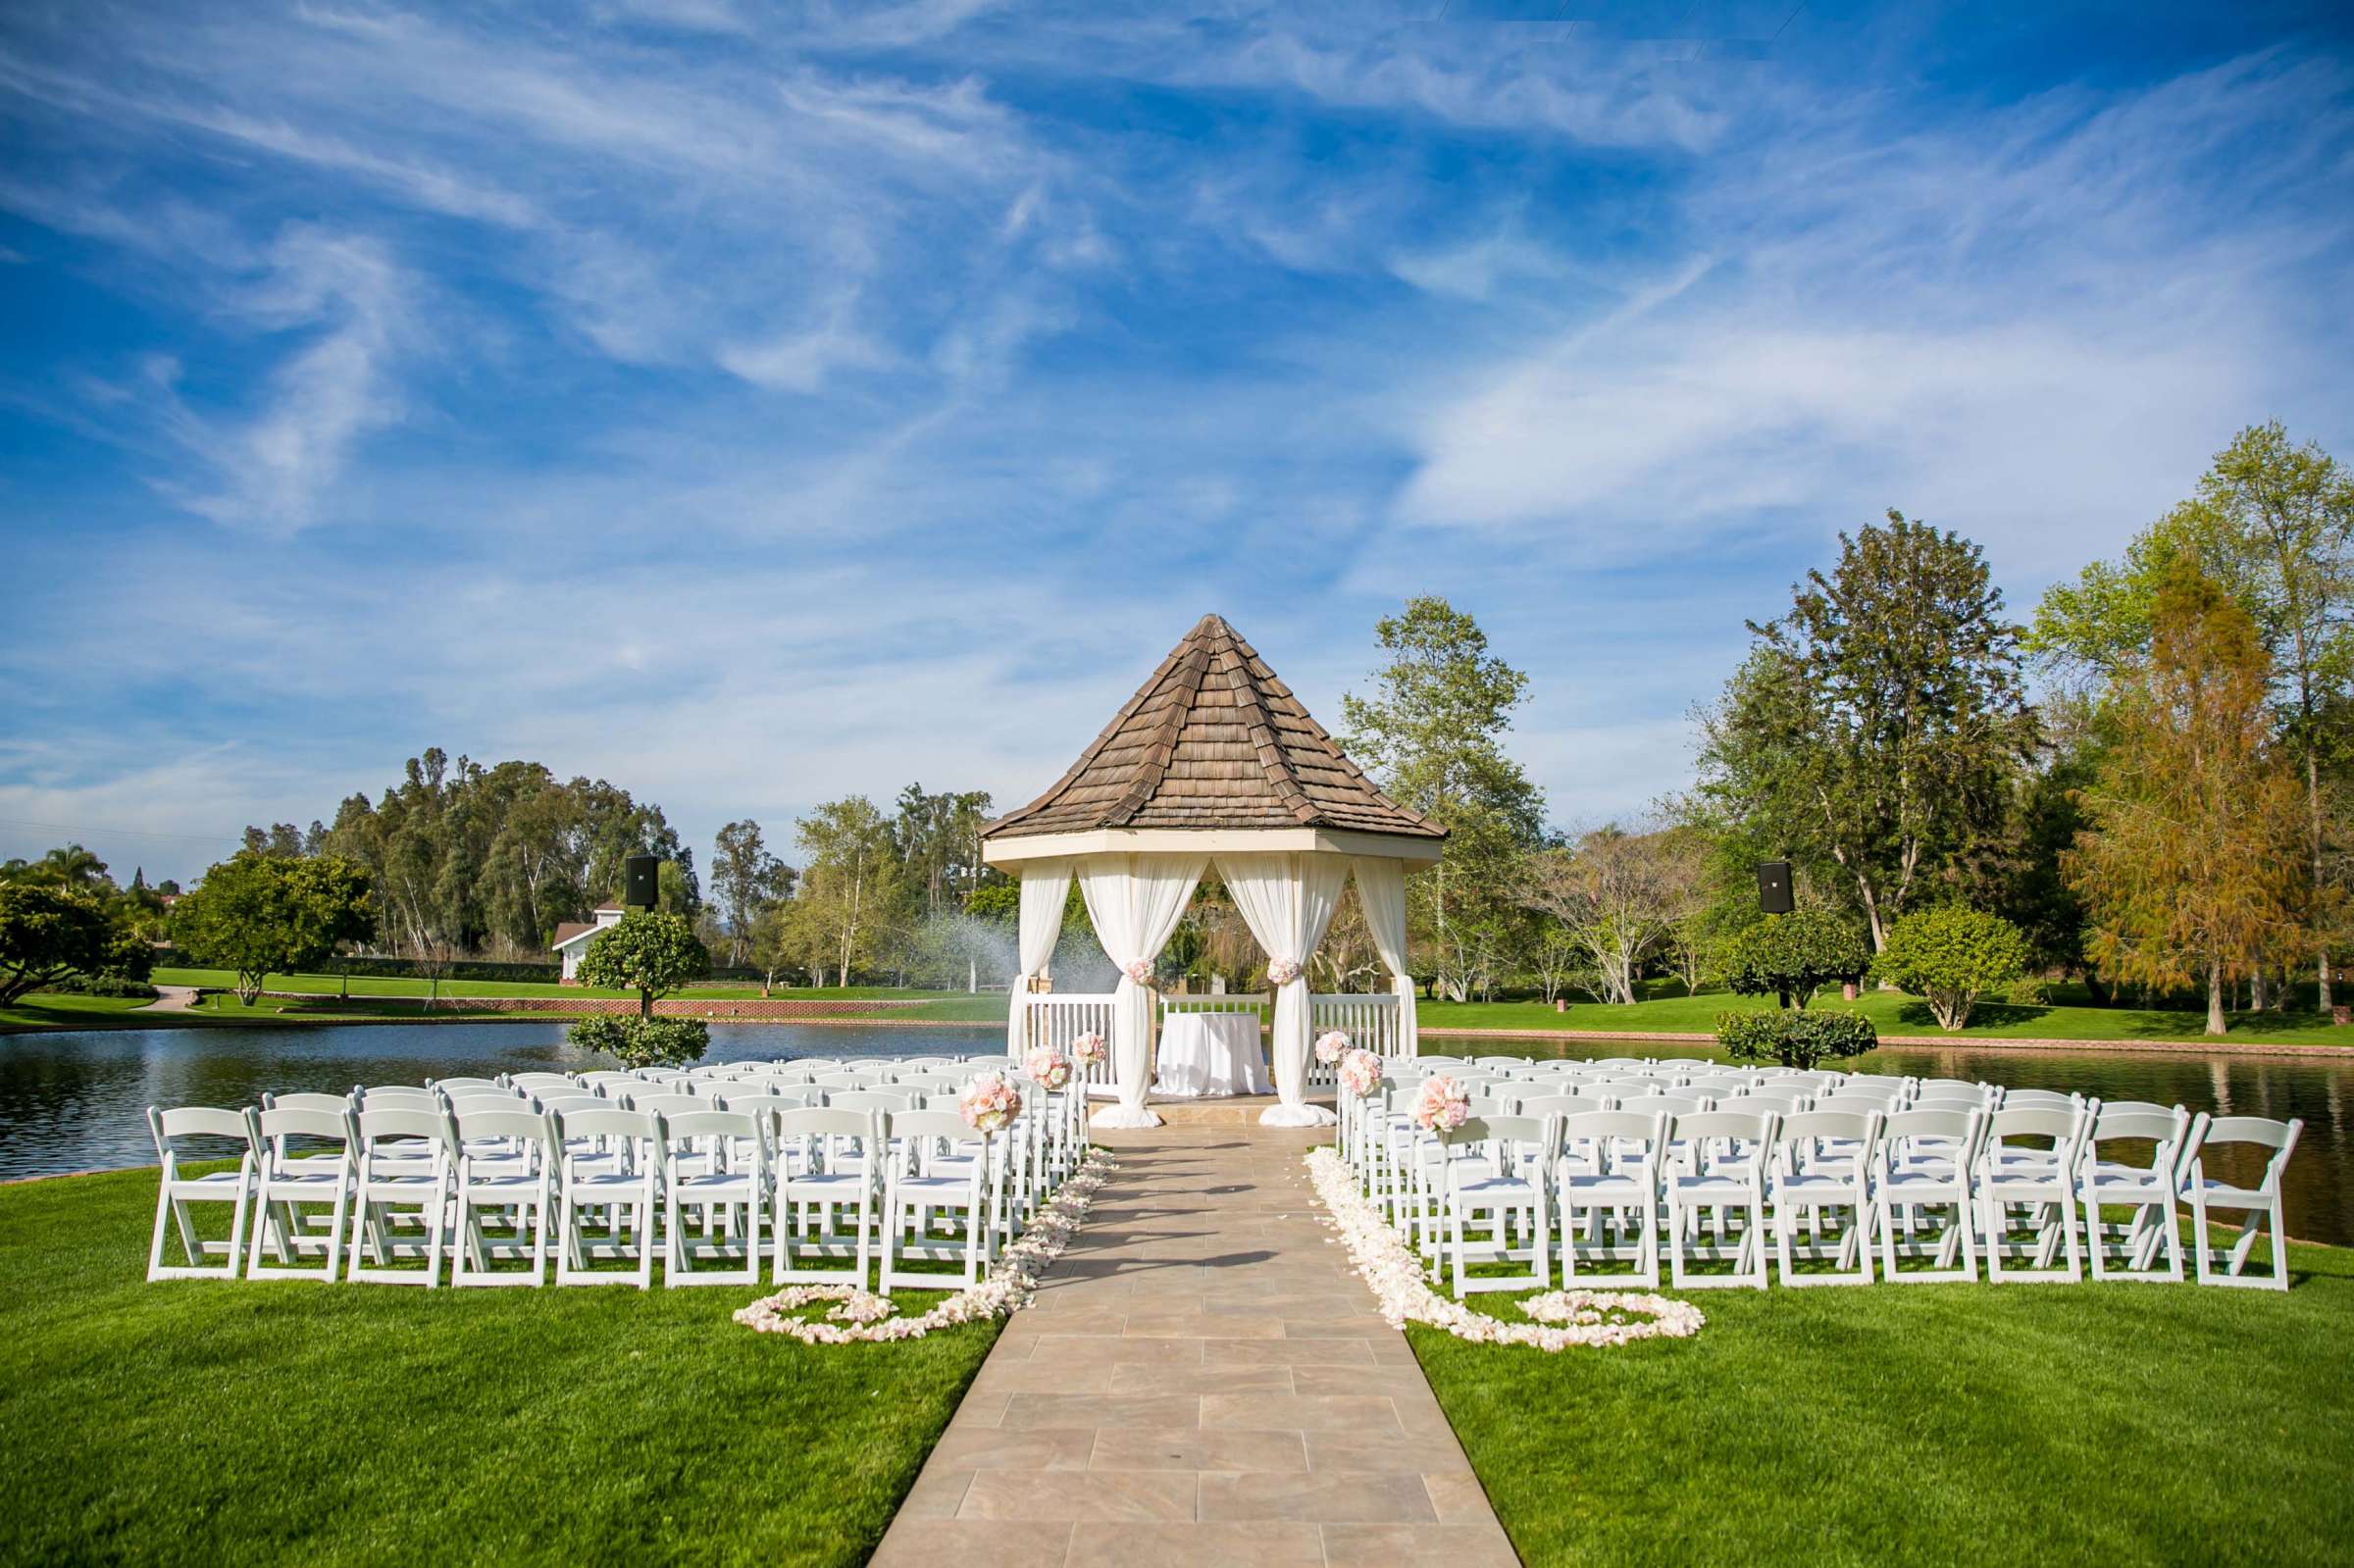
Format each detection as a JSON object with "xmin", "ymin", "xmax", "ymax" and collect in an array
[
  {"xmin": 624, "ymin": 854, "xmax": 660, "ymax": 909},
  {"xmin": 1756, "ymin": 861, "xmax": 1794, "ymax": 915}
]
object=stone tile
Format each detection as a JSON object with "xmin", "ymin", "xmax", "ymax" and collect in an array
[
  {"xmin": 869, "ymin": 1520, "xmax": 1075, "ymax": 1568},
  {"xmin": 1064, "ymin": 1522, "xmax": 1324, "ymax": 1568},
  {"xmin": 1023, "ymin": 1334, "xmax": 1203, "ymax": 1368},
  {"xmin": 1107, "ymin": 1362, "xmax": 1292, "ymax": 1397},
  {"xmin": 1000, "ymin": 1392, "xmax": 1203, "ymax": 1431},
  {"xmin": 1198, "ymin": 1471, "xmax": 1441, "ymax": 1524},
  {"xmin": 970, "ymin": 1361, "xmax": 1117, "ymax": 1395},
  {"xmin": 893, "ymin": 1467, "xmax": 975, "ymax": 1519},
  {"xmin": 1123, "ymin": 1310, "xmax": 1284, "ymax": 1340},
  {"xmin": 1289, "ymin": 1364, "xmax": 1451, "ymax": 1398},
  {"xmin": 1200, "ymin": 1393, "xmax": 1403, "ymax": 1434},
  {"xmin": 1319, "ymin": 1522, "xmax": 1521, "ymax": 1568},
  {"xmin": 946, "ymin": 1391, "xmax": 1010, "ymax": 1429},
  {"xmin": 1088, "ymin": 1428, "xmax": 1309, "ymax": 1473},
  {"xmin": 1282, "ymin": 1314, "xmax": 1401, "ymax": 1338},
  {"xmin": 960, "ymin": 1469, "xmax": 1198, "ymax": 1522},
  {"xmin": 1305, "ymin": 1432, "xmax": 1473, "ymax": 1475},
  {"xmin": 923, "ymin": 1426, "xmax": 1096, "ymax": 1472},
  {"xmin": 1202, "ymin": 1337, "xmax": 1377, "ymax": 1368},
  {"xmin": 1422, "ymin": 1472, "xmax": 1496, "ymax": 1523}
]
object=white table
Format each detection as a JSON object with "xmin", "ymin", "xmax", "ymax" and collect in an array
[{"xmin": 1152, "ymin": 1013, "xmax": 1272, "ymax": 1098}]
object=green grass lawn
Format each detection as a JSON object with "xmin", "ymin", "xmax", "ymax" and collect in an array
[
  {"xmin": 0, "ymin": 1165, "xmax": 998, "ymax": 1565},
  {"xmin": 1412, "ymin": 1240, "xmax": 2354, "ymax": 1565},
  {"xmin": 1421, "ymin": 986, "xmax": 2351, "ymax": 1046},
  {"xmin": 148, "ymin": 966, "xmax": 985, "ymax": 1003}
]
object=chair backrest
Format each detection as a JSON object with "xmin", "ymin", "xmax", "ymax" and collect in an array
[
  {"xmin": 2197, "ymin": 1115, "xmax": 2302, "ymax": 1155},
  {"xmin": 826, "ymin": 1089, "xmax": 915, "ymax": 1114},
  {"xmin": 1670, "ymin": 1108, "xmax": 1779, "ymax": 1147},
  {"xmin": 447, "ymin": 1092, "xmax": 533, "ymax": 1117},
  {"xmin": 431, "ymin": 1077, "xmax": 507, "ymax": 1093},
  {"xmin": 1879, "ymin": 1107, "xmax": 1982, "ymax": 1154},
  {"xmin": 1984, "ymin": 1105, "xmax": 2080, "ymax": 1146},
  {"xmin": 1614, "ymin": 1094, "xmax": 1710, "ymax": 1119},
  {"xmin": 149, "ymin": 1105, "xmax": 255, "ymax": 1159},
  {"xmin": 623, "ymin": 1092, "xmax": 712, "ymax": 1117},
  {"xmin": 509, "ymin": 1073, "xmax": 576, "ymax": 1089},
  {"xmin": 1997, "ymin": 1088, "xmax": 2081, "ymax": 1111},
  {"xmin": 2086, "ymin": 1103, "xmax": 2189, "ymax": 1151},
  {"xmin": 553, "ymin": 1105, "xmax": 659, "ymax": 1142},
  {"xmin": 1447, "ymin": 1114, "xmax": 1557, "ymax": 1154},
  {"xmin": 359, "ymin": 1087, "xmax": 441, "ymax": 1110},
  {"xmin": 774, "ymin": 1107, "xmax": 882, "ymax": 1141},
  {"xmin": 1813, "ymin": 1094, "xmax": 1899, "ymax": 1118},
  {"xmin": 1915, "ymin": 1078, "xmax": 1985, "ymax": 1099},
  {"xmin": 888, "ymin": 1109, "xmax": 977, "ymax": 1144},
  {"xmin": 355, "ymin": 1105, "xmax": 457, "ymax": 1147},
  {"xmin": 1824, "ymin": 1079, "xmax": 1906, "ymax": 1106},
  {"xmin": 1912, "ymin": 1096, "xmax": 1992, "ymax": 1116},
  {"xmin": 1558, "ymin": 1108, "xmax": 1671, "ymax": 1146},
  {"xmin": 1510, "ymin": 1092, "xmax": 1601, "ymax": 1120},
  {"xmin": 250, "ymin": 1104, "xmax": 353, "ymax": 1145},
  {"xmin": 537, "ymin": 1094, "xmax": 609, "ymax": 1116},
  {"xmin": 657, "ymin": 1107, "xmax": 762, "ymax": 1146},
  {"xmin": 265, "ymin": 1090, "xmax": 354, "ymax": 1114},
  {"xmin": 454, "ymin": 1107, "xmax": 555, "ymax": 1147},
  {"xmin": 1739, "ymin": 1091, "xmax": 1812, "ymax": 1116},
  {"xmin": 1776, "ymin": 1109, "xmax": 1880, "ymax": 1149}
]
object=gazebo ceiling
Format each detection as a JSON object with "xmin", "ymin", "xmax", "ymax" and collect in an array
[{"xmin": 982, "ymin": 613, "xmax": 1445, "ymax": 865}]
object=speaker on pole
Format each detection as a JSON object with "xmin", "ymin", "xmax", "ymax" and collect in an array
[
  {"xmin": 1756, "ymin": 861, "xmax": 1794, "ymax": 915},
  {"xmin": 624, "ymin": 854, "xmax": 660, "ymax": 910}
]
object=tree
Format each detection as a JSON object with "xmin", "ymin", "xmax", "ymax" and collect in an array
[
  {"xmin": 892, "ymin": 785, "xmax": 995, "ymax": 915},
  {"xmin": 174, "ymin": 851, "xmax": 376, "ymax": 1005},
  {"xmin": 793, "ymin": 796, "xmax": 905, "ymax": 986},
  {"xmin": 1342, "ymin": 597, "xmax": 1545, "ymax": 1001},
  {"xmin": 1873, "ymin": 905, "xmax": 2031, "ymax": 1031},
  {"xmin": 1698, "ymin": 513, "xmax": 2036, "ymax": 951},
  {"xmin": 575, "ymin": 910, "xmax": 709, "ymax": 1019},
  {"xmin": 2066, "ymin": 569, "xmax": 2310, "ymax": 1035},
  {"xmin": 1520, "ymin": 824, "xmax": 1687, "ymax": 1005},
  {"xmin": 711, "ymin": 820, "xmax": 794, "ymax": 966},
  {"xmin": 2034, "ymin": 425, "xmax": 2354, "ymax": 1006},
  {"xmin": 1720, "ymin": 906, "xmax": 1869, "ymax": 1010},
  {"xmin": 0, "ymin": 883, "xmax": 117, "ymax": 1004}
]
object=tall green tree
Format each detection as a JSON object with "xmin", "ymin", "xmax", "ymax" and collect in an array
[
  {"xmin": 2066, "ymin": 570, "xmax": 2309, "ymax": 1034},
  {"xmin": 0, "ymin": 884, "xmax": 118, "ymax": 1004},
  {"xmin": 793, "ymin": 796, "xmax": 906, "ymax": 986},
  {"xmin": 711, "ymin": 820, "xmax": 794, "ymax": 966},
  {"xmin": 2033, "ymin": 424, "xmax": 2354, "ymax": 1004},
  {"xmin": 892, "ymin": 785, "xmax": 996, "ymax": 915},
  {"xmin": 1697, "ymin": 512, "xmax": 2036, "ymax": 951},
  {"xmin": 174, "ymin": 850, "xmax": 376, "ymax": 1005},
  {"xmin": 1342, "ymin": 597, "xmax": 1546, "ymax": 1002}
]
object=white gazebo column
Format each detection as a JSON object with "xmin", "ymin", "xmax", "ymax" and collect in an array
[
  {"xmin": 1004, "ymin": 859, "xmax": 1071, "ymax": 1059},
  {"xmin": 1074, "ymin": 852, "xmax": 1205, "ymax": 1130},
  {"xmin": 1352, "ymin": 856, "xmax": 1419, "ymax": 1058},
  {"xmin": 1220, "ymin": 851, "xmax": 1348, "ymax": 1127}
]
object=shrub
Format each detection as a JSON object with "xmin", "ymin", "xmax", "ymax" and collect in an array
[
  {"xmin": 39, "ymin": 974, "xmax": 160, "ymax": 999},
  {"xmin": 1721, "ymin": 907, "xmax": 1869, "ymax": 1010},
  {"xmin": 1872, "ymin": 905, "xmax": 2032, "ymax": 1031},
  {"xmin": 565, "ymin": 1014, "xmax": 710, "ymax": 1069},
  {"xmin": 1715, "ymin": 1007, "xmax": 1878, "ymax": 1069}
]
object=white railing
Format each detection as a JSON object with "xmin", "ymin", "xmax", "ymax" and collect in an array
[
  {"xmin": 1309, "ymin": 992, "xmax": 1402, "ymax": 1084},
  {"xmin": 1015, "ymin": 992, "xmax": 1119, "ymax": 1093}
]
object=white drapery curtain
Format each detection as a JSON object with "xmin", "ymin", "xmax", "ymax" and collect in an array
[
  {"xmin": 1004, "ymin": 859, "xmax": 1071, "ymax": 1058},
  {"xmin": 1218, "ymin": 851, "xmax": 1349, "ymax": 1127},
  {"xmin": 1075, "ymin": 853, "xmax": 1205, "ymax": 1129},
  {"xmin": 1351, "ymin": 856, "xmax": 1419, "ymax": 1058}
]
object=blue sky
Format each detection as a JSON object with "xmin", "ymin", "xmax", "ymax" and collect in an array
[{"xmin": 3, "ymin": 1, "xmax": 2350, "ymax": 887}]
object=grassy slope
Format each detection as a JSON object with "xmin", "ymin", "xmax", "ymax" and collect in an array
[
  {"xmin": 148, "ymin": 967, "xmax": 981, "ymax": 1002},
  {"xmin": 1413, "ymin": 1241, "xmax": 2354, "ymax": 1566},
  {"xmin": 0, "ymin": 1166, "xmax": 996, "ymax": 1566}
]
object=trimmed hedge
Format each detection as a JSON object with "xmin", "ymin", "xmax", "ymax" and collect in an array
[
  {"xmin": 37, "ymin": 974, "xmax": 162, "ymax": 999},
  {"xmin": 1715, "ymin": 1007, "xmax": 1878, "ymax": 1069}
]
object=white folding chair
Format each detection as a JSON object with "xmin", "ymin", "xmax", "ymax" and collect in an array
[
  {"xmin": 1664, "ymin": 1108, "xmax": 1776, "ymax": 1290},
  {"xmin": 2077, "ymin": 1103, "xmax": 2195, "ymax": 1284},
  {"xmin": 145, "ymin": 1107, "xmax": 257, "ymax": 1282},
  {"xmin": 879, "ymin": 1110, "xmax": 995, "ymax": 1294},
  {"xmin": 773, "ymin": 1107, "xmax": 881, "ymax": 1287},
  {"xmin": 1555, "ymin": 1109, "xmax": 1666, "ymax": 1289},
  {"xmin": 244, "ymin": 1104, "xmax": 355, "ymax": 1282},
  {"xmin": 2180, "ymin": 1115, "xmax": 2303, "ymax": 1290},
  {"xmin": 1872, "ymin": 1108, "xmax": 1984, "ymax": 1283},
  {"xmin": 1770, "ymin": 1110, "xmax": 1881, "ymax": 1286},
  {"xmin": 1976, "ymin": 1104, "xmax": 2087, "ymax": 1283},
  {"xmin": 345, "ymin": 1106, "xmax": 460, "ymax": 1288},
  {"xmin": 553, "ymin": 1106, "xmax": 660, "ymax": 1289},
  {"xmin": 1439, "ymin": 1114, "xmax": 1556, "ymax": 1295},
  {"xmin": 451, "ymin": 1106, "xmax": 557, "ymax": 1288},
  {"xmin": 658, "ymin": 1107, "xmax": 765, "ymax": 1287}
]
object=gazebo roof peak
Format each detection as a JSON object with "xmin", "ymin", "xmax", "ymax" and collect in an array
[{"xmin": 983, "ymin": 613, "xmax": 1444, "ymax": 847}]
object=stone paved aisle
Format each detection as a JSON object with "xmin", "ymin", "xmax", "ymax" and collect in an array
[{"xmin": 869, "ymin": 1125, "xmax": 1518, "ymax": 1568}]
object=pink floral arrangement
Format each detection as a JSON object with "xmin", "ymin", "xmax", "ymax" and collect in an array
[
  {"xmin": 1069, "ymin": 1032, "xmax": 1107, "ymax": 1070},
  {"xmin": 1313, "ymin": 1029, "xmax": 1351, "ymax": 1065},
  {"xmin": 1411, "ymin": 1074, "xmax": 1470, "ymax": 1133},
  {"xmin": 958, "ymin": 1071, "xmax": 1021, "ymax": 1135},
  {"xmin": 1023, "ymin": 1045, "xmax": 1072, "ymax": 1091},
  {"xmin": 1337, "ymin": 1046, "xmax": 1383, "ymax": 1098},
  {"xmin": 1265, "ymin": 958, "xmax": 1301, "ymax": 986},
  {"xmin": 1121, "ymin": 957, "xmax": 1153, "ymax": 986}
]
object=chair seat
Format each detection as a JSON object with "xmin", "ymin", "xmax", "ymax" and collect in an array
[
  {"xmin": 463, "ymin": 1174, "xmax": 547, "ymax": 1197},
  {"xmin": 1881, "ymin": 1168, "xmax": 1964, "ymax": 1194},
  {"xmin": 1561, "ymin": 1174, "xmax": 1648, "ymax": 1202},
  {"xmin": 1455, "ymin": 1176, "xmax": 1541, "ymax": 1200},
  {"xmin": 567, "ymin": 1172, "xmax": 651, "ymax": 1197},
  {"xmin": 1670, "ymin": 1177, "xmax": 1761, "ymax": 1203},
  {"xmin": 2184, "ymin": 1179, "xmax": 2271, "ymax": 1206},
  {"xmin": 1775, "ymin": 1174, "xmax": 1866, "ymax": 1199}
]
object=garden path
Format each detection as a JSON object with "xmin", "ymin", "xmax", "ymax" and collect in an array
[{"xmin": 870, "ymin": 1124, "xmax": 1516, "ymax": 1567}]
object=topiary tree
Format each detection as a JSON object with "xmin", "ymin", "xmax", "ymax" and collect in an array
[
  {"xmin": 1715, "ymin": 1008, "xmax": 1878, "ymax": 1070},
  {"xmin": 1720, "ymin": 907, "xmax": 1869, "ymax": 1010},
  {"xmin": 1873, "ymin": 904, "xmax": 2031, "ymax": 1031},
  {"xmin": 570, "ymin": 911, "xmax": 711, "ymax": 1068}
]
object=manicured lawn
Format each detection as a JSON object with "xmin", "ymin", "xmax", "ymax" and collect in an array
[
  {"xmin": 0, "ymin": 1165, "xmax": 998, "ymax": 1565},
  {"xmin": 1412, "ymin": 1241, "xmax": 2354, "ymax": 1565},
  {"xmin": 1420, "ymin": 986, "xmax": 2351, "ymax": 1046},
  {"xmin": 0, "ymin": 994, "xmax": 170, "ymax": 1031},
  {"xmin": 149, "ymin": 966, "xmax": 988, "ymax": 1004}
]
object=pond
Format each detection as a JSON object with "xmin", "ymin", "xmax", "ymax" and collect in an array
[{"xmin": 5, "ymin": 1022, "xmax": 2349, "ymax": 1247}]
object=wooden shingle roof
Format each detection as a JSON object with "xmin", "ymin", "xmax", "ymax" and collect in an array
[{"xmin": 983, "ymin": 615, "xmax": 1445, "ymax": 843}]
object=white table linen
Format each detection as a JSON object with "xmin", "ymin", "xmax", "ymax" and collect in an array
[{"xmin": 1152, "ymin": 1014, "xmax": 1271, "ymax": 1098}]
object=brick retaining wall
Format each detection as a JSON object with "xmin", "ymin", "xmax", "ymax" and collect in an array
[{"xmin": 257, "ymin": 991, "xmax": 947, "ymax": 1021}]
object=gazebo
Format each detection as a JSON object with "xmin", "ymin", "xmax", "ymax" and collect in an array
[{"xmin": 981, "ymin": 613, "xmax": 1445, "ymax": 1129}]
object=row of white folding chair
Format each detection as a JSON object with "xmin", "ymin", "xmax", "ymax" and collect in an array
[{"xmin": 153, "ymin": 1099, "xmax": 1014, "ymax": 1292}]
